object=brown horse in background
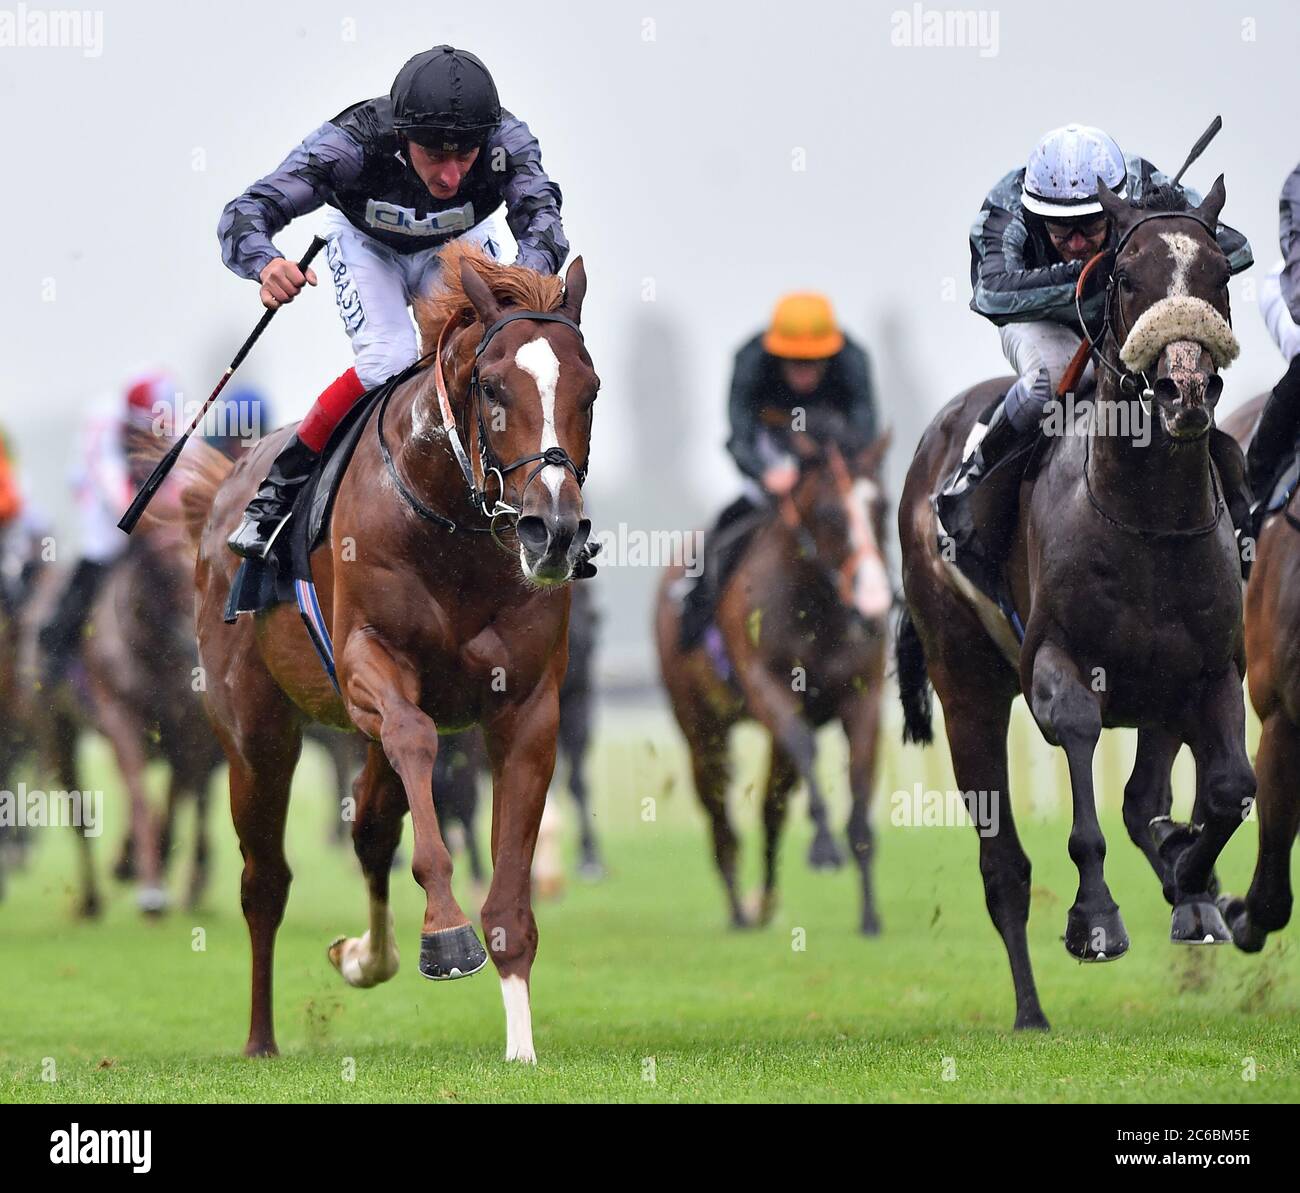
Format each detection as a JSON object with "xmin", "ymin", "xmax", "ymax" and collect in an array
[
  {"xmin": 656, "ymin": 417, "xmax": 892, "ymax": 932},
  {"xmin": 898, "ymin": 179, "xmax": 1253, "ymax": 1030},
  {"xmin": 16, "ymin": 524, "xmax": 221, "ymax": 915},
  {"xmin": 1220, "ymin": 394, "xmax": 1300, "ymax": 950},
  {"xmin": 174, "ymin": 244, "xmax": 597, "ymax": 1062}
]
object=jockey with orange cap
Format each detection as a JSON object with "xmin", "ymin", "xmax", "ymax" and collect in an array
[
  {"xmin": 38, "ymin": 373, "xmax": 179, "ymax": 685},
  {"xmin": 677, "ymin": 293, "xmax": 878, "ymax": 649}
]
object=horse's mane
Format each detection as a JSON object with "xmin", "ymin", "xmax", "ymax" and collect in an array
[
  {"xmin": 414, "ymin": 241, "xmax": 565, "ymax": 354},
  {"xmin": 1131, "ymin": 182, "xmax": 1191, "ymax": 213}
]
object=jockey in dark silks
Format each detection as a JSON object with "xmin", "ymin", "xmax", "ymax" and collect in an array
[
  {"xmin": 677, "ymin": 293, "xmax": 879, "ymax": 650},
  {"xmin": 935, "ymin": 123, "xmax": 1254, "ymax": 588},
  {"xmin": 217, "ymin": 45, "xmax": 568, "ymax": 560},
  {"xmin": 1245, "ymin": 161, "xmax": 1300, "ymax": 529}
]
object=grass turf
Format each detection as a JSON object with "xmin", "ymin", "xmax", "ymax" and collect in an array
[{"xmin": 1, "ymin": 705, "xmax": 1297, "ymax": 1103}]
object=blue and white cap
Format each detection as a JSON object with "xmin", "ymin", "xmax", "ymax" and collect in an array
[{"xmin": 1021, "ymin": 124, "xmax": 1127, "ymax": 218}]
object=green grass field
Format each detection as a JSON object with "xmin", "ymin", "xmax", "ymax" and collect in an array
[{"xmin": 2, "ymin": 701, "xmax": 1297, "ymax": 1104}]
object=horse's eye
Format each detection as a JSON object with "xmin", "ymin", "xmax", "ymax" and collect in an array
[
  {"xmin": 481, "ymin": 381, "xmax": 498, "ymax": 403},
  {"xmin": 1117, "ymin": 273, "xmax": 1134, "ymax": 294}
]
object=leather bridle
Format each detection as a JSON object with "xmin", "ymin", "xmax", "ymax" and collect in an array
[
  {"xmin": 377, "ymin": 308, "xmax": 587, "ymax": 546},
  {"xmin": 1069, "ymin": 211, "xmax": 1229, "ymax": 540}
]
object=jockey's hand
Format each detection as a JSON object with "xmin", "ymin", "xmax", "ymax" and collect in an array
[
  {"xmin": 762, "ymin": 463, "xmax": 799, "ymax": 497},
  {"xmin": 259, "ymin": 257, "xmax": 318, "ymax": 310}
]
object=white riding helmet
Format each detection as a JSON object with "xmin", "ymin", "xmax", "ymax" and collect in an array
[{"xmin": 1021, "ymin": 124, "xmax": 1127, "ymax": 218}]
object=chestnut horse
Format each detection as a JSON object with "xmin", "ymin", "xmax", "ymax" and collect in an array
[
  {"xmin": 656, "ymin": 418, "xmax": 892, "ymax": 932},
  {"xmin": 898, "ymin": 178, "xmax": 1254, "ymax": 1030},
  {"xmin": 176, "ymin": 244, "xmax": 597, "ymax": 1062},
  {"xmin": 1220, "ymin": 394, "xmax": 1300, "ymax": 951}
]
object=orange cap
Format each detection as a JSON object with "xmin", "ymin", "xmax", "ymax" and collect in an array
[{"xmin": 762, "ymin": 293, "xmax": 844, "ymax": 360}]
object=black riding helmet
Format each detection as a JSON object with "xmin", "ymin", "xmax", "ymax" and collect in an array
[{"xmin": 391, "ymin": 45, "xmax": 501, "ymax": 152}]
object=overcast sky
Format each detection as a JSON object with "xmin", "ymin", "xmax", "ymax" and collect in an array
[{"xmin": 5, "ymin": 0, "xmax": 1297, "ymax": 673}]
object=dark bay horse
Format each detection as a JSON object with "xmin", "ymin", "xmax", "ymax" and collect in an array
[
  {"xmin": 178, "ymin": 244, "xmax": 597, "ymax": 1062},
  {"xmin": 656, "ymin": 421, "xmax": 892, "ymax": 931},
  {"xmin": 898, "ymin": 178, "xmax": 1254, "ymax": 1030},
  {"xmin": 1220, "ymin": 394, "xmax": 1300, "ymax": 950}
]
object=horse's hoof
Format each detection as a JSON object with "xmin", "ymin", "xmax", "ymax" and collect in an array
[
  {"xmin": 746, "ymin": 888, "xmax": 778, "ymax": 928},
  {"xmin": 807, "ymin": 833, "xmax": 845, "ymax": 871},
  {"xmin": 136, "ymin": 886, "xmax": 169, "ymax": 916},
  {"xmin": 1063, "ymin": 905, "xmax": 1129, "ymax": 961},
  {"xmin": 1170, "ymin": 898, "xmax": 1231, "ymax": 945},
  {"xmin": 576, "ymin": 858, "xmax": 605, "ymax": 882},
  {"xmin": 534, "ymin": 875, "xmax": 566, "ymax": 902},
  {"xmin": 329, "ymin": 928, "xmax": 400, "ymax": 987},
  {"xmin": 1215, "ymin": 894, "xmax": 1265, "ymax": 953},
  {"xmin": 859, "ymin": 913, "xmax": 882, "ymax": 937},
  {"xmin": 77, "ymin": 894, "xmax": 102, "ymax": 920},
  {"xmin": 243, "ymin": 1040, "xmax": 279, "ymax": 1058},
  {"xmin": 419, "ymin": 924, "xmax": 488, "ymax": 980},
  {"xmin": 1014, "ymin": 1008, "xmax": 1051, "ymax": 1031}
]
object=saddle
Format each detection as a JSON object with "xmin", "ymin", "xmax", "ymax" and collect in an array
[
  {"xmin": 223, "ymin": 365, "xmax": 423, "ymax": 686},
  {"xmin": 677, "ymin": 497, "xmax": 771, "ymax": 655},
  {"xmin": 944, "ymin": 395, "xmax": 1047, "ymax": 640},
  {"xmin": 1259, "ymin": 450, "xmax": 1300, "ymax": 529}
]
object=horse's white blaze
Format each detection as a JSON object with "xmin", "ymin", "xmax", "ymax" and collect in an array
[
  {"xmin": 515, "ymin": 337, "xmax": 565, "ymax": 502},
  {"xmin": 1160, "ymin": 231, "xmax": 1201, "ymax": 297},
  {"xmin": 500, "ymin": 974, "xmax": 536, "ymax": 1064},
  {"xmin": 848, "ymin": 478, "xmax": 891, "ymax": 619}
]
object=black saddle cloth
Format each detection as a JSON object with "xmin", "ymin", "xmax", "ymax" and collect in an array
[
  {"xmin": 677, "ymin": 496, "xmax": 771, "ymax": 652},
  {"xmin": 223, "ymin": 366, "xmax": 417, "ymax": 623}
]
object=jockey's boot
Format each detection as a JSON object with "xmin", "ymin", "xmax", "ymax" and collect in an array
[
  {"xmin": 1245, "ymin": 355, "xmax": 1300, "ymax": 542},
  {"xmin": 226, "ymin": 433, "xmax": 319, "ymax": 560},
  {"xmin": 1207, "ymin": 428, "xmax": 1255, "ymax": 581},
  {"xmin": 677, "ymin": 494, "xmax": 760, "ymax": 651},
  {"xmin": 226, "ymin": 368, "xmax": 368, "ymax": 561},
  {"xmin": 934, "ymin": 400, "xmax": 1027, "ymax": 591},
  {"xmin": 38, "ymin": 557, "xmax": 110, "ymax": 687}
]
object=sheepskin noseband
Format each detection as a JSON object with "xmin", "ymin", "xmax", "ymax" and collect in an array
[{"xmin": 1119, "ymin": 295, "xmax": 1239, "ymax": 373}]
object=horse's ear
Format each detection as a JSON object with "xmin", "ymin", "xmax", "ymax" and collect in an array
[
  {"xmin": 460, "ymin": 259, "xmax": 503, "ymax": 324},
  {"xmin": 857, "ymin": 428, "xmax": 892, "ymax": 474},
  {"xmin": 1096, "ymin": 177, "xmax": 1138, "ymax": 239},
  {"xmin": 560, "ymin": 256, "xmax": 587, "ymax": 323},
  {"xmin": 1193, "ymin": 174, "xmax": 1227, "ymax": 230}
]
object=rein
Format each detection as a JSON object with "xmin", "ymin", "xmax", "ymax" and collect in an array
[
  {"xmin": 1081, "ymin": 426, "xmax": 1225, "ymax": 541},
  {"xmin": 377, "ymin": 307, "xmax": 586, "ymax": 545}
]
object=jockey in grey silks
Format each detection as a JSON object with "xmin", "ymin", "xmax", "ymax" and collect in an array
[
  {"xmin": 936, "ymin": 123, "xmax": 1253, "ymax": 584},
  {"xmin": 217, "ymin": 45, "xmax": 569, "ymax": 560},
  {"xmin": 1245, "ymin": 160, "xmax": 1300, "ymax": 519}
]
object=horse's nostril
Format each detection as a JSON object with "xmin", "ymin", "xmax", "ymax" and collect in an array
[
  {"xmin": 517, "ymin": 515, "xmax": 550, "ymax": 554},
  {"xmin": 573, "ymin": 518, "xmax": 592, "ymax": 555},
  {"xmin": 1153, "ymin": 377, "xmax": 1180, "ymax": 404}
]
